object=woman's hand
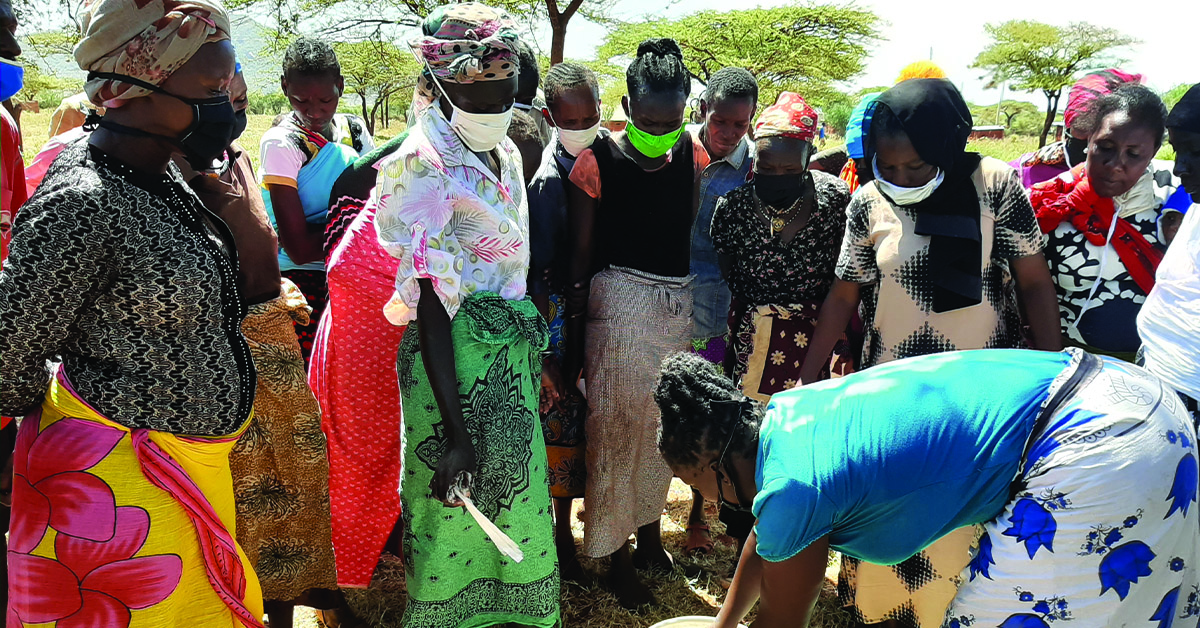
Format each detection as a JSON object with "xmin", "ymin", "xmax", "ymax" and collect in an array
[{"xmin": 431, "ymin": 437, "xmax": 477, "ymax": 507}]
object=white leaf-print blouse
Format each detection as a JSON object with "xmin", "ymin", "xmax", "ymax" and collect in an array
[{"xmin": 375, "ymin": 105, "xmax": 529, "ymax": 325}]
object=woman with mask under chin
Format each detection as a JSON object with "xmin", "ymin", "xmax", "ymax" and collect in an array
[
  {"xmin": 0, "ymin": 0, "xmax": 265, "ymax": 626},
  {"xmin": 1034, "ymin": 85, "xmax": 1182, "ymax": 362},
  {"xmin": 800, "ymin": 78, "xmax": 1062, "ymax": 628},
  {"xmin": 563, "ymin": 37, "xmax": 711, "ymax": 608},
  {"xmin": 710, "ymin": 92, "xmax": 855, "ymax": 403},
  {"xmin": 374, "ymin": 5, "xmax": 559, "ymax": 627}
]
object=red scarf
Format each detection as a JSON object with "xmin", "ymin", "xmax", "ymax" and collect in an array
[{"xmin": 1031, "ymin": 165, "xmax": 1163, "ymax": 295}]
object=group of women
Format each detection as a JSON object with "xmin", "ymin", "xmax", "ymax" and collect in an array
[{"xmin": 1, "ymin": 0, "xmax": 1199, "ymax": 626}]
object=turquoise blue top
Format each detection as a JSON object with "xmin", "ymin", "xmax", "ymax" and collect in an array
[{"xmin": 752, "ymin": 349, "xmax": 1072, "ymax": 564}]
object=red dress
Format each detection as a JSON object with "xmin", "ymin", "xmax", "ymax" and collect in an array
[
  {"xmin": 2, "ymin": 106, "xmax": 28, "ymax": 269},
  {"xmin": 308, "ymin": 201, "xmax": 406, "ymax": 587}
]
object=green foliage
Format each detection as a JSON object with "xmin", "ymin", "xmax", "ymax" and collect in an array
[
  {"xmin": 597, "ymin": 4, "xmax": 880, "ymax": 106},
  {"xmin": 1164, "ymin": 83, "xmax": 1194, "ymax": 112},
  {"xmin": 969, "ymin": 100, "xmax": 1042, "ymax": 136},
  {"xmin": 335, "ymin": 38, "xmax": 420, "ymax": 135},
  {"xmin": 972, "ymin": 20, "xmax": 1136, "ymax": 146},
  {"xmin": 247, "ymin": 90, "xmax": 291, "ymax": 116},
  {"xmin": 17, "ymin": 63, "xmax": 78, "ymax": 109}
]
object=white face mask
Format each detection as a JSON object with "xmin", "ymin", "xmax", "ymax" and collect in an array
[
  {"xmin": 428, "ymin": 71, "xmax": 513, "ymax": 153},
  {"xmin": 556, "ymin": 121, "xmax": 601, "ymax": 157},
  {"xmin": 872, "ymin": 156, "xmax": 945, "ymax": 206}
]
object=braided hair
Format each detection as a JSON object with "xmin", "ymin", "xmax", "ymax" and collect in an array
[
  {"xmin": 626, "ymin": 38, "xmax": 688, "ymax": 99},
  {"xmin": 655, "ymin": 352, "xmax": 764, "ymax": 468}
]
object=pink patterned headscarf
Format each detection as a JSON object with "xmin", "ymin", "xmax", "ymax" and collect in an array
[
  {"xmin": 75, "ymin": 0, "xmax": 231, "ymax": 108},
  {"xmin": 1063, "ymin": 69, "xmax": 1143, "ymax": 133}
]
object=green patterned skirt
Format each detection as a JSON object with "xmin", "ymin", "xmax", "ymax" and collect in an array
[{"xmin": 396, "ymin": 292, "xmax": 560, "ymax": 628}]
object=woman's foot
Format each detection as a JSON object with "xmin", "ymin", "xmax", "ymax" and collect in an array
[
  {"xmin": 632, "ymin": 520, "xmax": 674, "ymax": 572},
  {"xmin": 684, "ymin": 523, "xmax": 714, "ymax": 557},
  {"xmin": 609, "ymin": 544, "xmax": 654, "ymax": 609},
  {"xmin": 558, "ymin": 543, "xmax": 586, "ymax": 582}
]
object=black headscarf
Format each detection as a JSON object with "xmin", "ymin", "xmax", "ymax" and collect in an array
[
  {"xmin": 868, "ymin": 78, "xmax": 984, "ymax": 313},
  {"xmin": 1167, "ymin": 83, "xmax": 1200, "ymax": 134}
]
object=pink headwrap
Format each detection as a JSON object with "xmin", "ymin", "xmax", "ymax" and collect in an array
[
  {"xmin": 1063, "ymin": 69, "xmax": 1143, "ymax": 133},
  {"xmin": 754, "ymin": 92, "xmax": 819, "ymax": 143}
]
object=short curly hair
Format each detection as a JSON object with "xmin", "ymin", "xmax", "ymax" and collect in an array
[
  {"xmin": 1089, "ymin": 84, "xmax": 1168, "ymax": 149},
  {"xmin": 282, "ymin": 36, "xmax": 340, "ymax": 78},
  {"xmin": 654, "ymin": 352, "xmax": 763, "ymax": 469}
]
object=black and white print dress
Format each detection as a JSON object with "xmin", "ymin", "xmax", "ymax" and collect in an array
[{"xmin": 1043, "ymin": 161, "xmax": 1181, "ymax": 355}]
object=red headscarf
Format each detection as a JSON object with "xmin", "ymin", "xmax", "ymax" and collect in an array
[
  {"xmin": 1031, "ymin": 164, "xmax": 1163, "ymax": 295},
  {"xmin": 1063, "ymin": 69, "xmax": 1142, "ymax": 133},
  {"xmin": 754, "ymin": 92, "xmax": 819, "ymax": 142}
]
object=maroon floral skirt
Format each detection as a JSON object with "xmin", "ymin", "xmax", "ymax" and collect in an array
[{"xmin": 729, "ymin": 298, "xmax": 856, "ymax": 402}]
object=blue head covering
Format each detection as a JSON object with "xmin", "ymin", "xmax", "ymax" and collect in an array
[{"xmin": 846, "ymin": 92, "xmax": 881, "ymax": 160}]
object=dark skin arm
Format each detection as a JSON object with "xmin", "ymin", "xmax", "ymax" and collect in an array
[
  {"xmin": 267, "ymin": 184, "xmax": 325, "ymax": 266},
  {"xmin": 1011, "ymin": 252, "xmax": 1063, "ymax": 351},
  {"xmin": 415, "ymin": 278, "xmax": 477, "ymax": 506},
  {"xmin": 564, "ymin": 182, "xmax": 598, "ymax": 387},
  {"xmin": 530, "ymin": 288, "xmax": 563, "ymax": 413},
  {"xmin": 799, "ymin": 279, "xmax": 861, "ymax": 384},
  {"xmin": 715, "ymin": 533, "xmax": 830, "ymax": 628}
]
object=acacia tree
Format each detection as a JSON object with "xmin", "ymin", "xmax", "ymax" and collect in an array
[
  {"xmin": 335, "ymin": 38, "xmax": 418, "ymax": 134},
  {"xmin": 596, "ymin": 5, "xmax": 879, "ymax": 108},
  {"xmin": 973, "ymin": 20, "xmax": 1136, "ymax": 147}
]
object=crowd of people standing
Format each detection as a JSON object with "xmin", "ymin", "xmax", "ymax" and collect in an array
[{"xmin": 2, "ymin": 1, "xmax": 1200, "ymax": 628}]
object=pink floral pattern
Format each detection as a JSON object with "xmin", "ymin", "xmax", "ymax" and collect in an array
[
  {"xmin": 376, "ymin": 105, "xmax": 529, "ymax": 325},
  {"xmin": 9, "ymin": 419, "xmax": 183, "ymax": 627}
]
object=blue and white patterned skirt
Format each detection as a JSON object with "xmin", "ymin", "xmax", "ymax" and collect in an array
[{"xmin": 945, "ymin": 353, "xmax": 1200, "ymax": 627}]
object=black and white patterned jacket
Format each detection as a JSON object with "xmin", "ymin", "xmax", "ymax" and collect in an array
[{"xmin": 0, "ymin": 141, "xmax": 255, "ymax": 435}]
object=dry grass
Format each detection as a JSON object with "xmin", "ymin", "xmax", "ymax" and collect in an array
[{"xmin": 291, "ymin": 479, "xmax": 857, "ymax": 628}]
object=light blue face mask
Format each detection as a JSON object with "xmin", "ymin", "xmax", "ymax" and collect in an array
[{"xmin": 0, "ymin": 58, "xmax": 24, "ymax": 102}]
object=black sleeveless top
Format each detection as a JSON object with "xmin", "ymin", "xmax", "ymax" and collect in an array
[{"xmin": 592, "ymin": 133, "xmax": 694, "ymax": 278}]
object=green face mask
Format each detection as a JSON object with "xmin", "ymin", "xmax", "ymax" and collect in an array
[{"xmin": 626, "ymin": 120, "xmax": 684, "ymax": 158}]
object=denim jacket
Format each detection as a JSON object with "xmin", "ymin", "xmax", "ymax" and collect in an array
[{"xmin": 692, "ymin": 131, "xmax": 753, "ymax": 339}]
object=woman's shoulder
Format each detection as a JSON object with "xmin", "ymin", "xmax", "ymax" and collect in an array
[{"xmin": 812, "ymin": 169, "xmax": 850, "ymax": 201}]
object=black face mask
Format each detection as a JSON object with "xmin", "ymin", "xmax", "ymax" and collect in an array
[
  {"xmin": 1064, "ymin": 135, "xmax": 1088, "ymax": 167},
  {"xmin": 755, "ymin": 172, "xmax": 805, "ymax": 209},
  {"xmin": 87, "ymin": 72, "xmax": 237, "ymax": 169},
  {"xmin": 231, "ymin": 109, "xmax": 248, "ymax": 142}
]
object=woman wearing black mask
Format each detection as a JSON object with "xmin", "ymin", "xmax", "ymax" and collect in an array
[
  {"xmin": 711, "ymin": 92, "xmax": 855, "ymax": 402},
  {"xmin": 0, "ymin": 1, "xmax": 267, "ymax": 625}
]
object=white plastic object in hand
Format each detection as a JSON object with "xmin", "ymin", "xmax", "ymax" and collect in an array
[{"xmin": 449, "ymin": 481, "xmax": 524, "ymax": 563}]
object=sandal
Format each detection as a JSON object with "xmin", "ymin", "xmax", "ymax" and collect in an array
[{"xmin": 684, "ymin": 522, "xmax": 715, "ymax": 557}]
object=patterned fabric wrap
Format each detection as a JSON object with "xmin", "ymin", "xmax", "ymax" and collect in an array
[
  {"xmin": 839, "ymin": 527, "xmax": 979, "ymax": 628},
  {"xmin": 395, "ymin": 292, "xmax": 559, "ymax": 628},
  {"xmin": 281, "ymin": 269, "xmax": 326, "ymax": 367},
  {"xmin": 581, "ymin": 267, "xmax": 693, "ymax": 558},
  {"xmin": 754, "ymin": 91, "xmax": 819, "ymax": 142},
  {"xmin": 839, "ymin": 157, "xmax": 860, "ymax": 193},
  {"xmin": 409, "ymin": 3, "xmax": 519, "ymax": 85},
  {"xmin": 75, "ymin": 0, "xmax": 231, "ymax": 107},
  {"xmin": 231, "ymin": 279, "xmax": 336, "ymax": 601},
  {"xmin": 1063, "ymin": 69, "xmax": 1143, "ymax": 132},
  {"xmin": 947, "ymin": 357, "xmax": 1200, "ymax": 628},
  {"xmin": 8, "ymin": 369, "xmax": 264, "ymax": 628},
  {"xmin": 311, "ymin": 201, "xmax": 406, "ymax": 588},
  {"xmin": 542, "ymin": 293, "xmax": 586, "ymax": 499},
  {"xmin": 730, "ymin": 300, "xmax": 854, "ymax": 403}
]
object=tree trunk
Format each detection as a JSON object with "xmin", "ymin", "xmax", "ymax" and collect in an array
[
  {"xmin": 1038, "ymin": 90, "xmax": 1061, "ymax": 148},
  {"xmin": 360, "ymin": 94, "xmax": 373, "ymax": 135},
  {"xmin": 546, "ymin": 0, "xmax": 584, "ymax": 66}
]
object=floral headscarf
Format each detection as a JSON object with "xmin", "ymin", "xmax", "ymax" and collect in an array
[
  {"xmin": 409, "ymin": 3, "xmax": 520, "ymax": 85},
  {"xmin": 754, "ymin": 92, "xmax": 819, "ymax": 143},
  {"xmin": 75, "ymin": 0, "xmax": 230, "ymax": 108}
]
